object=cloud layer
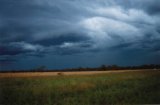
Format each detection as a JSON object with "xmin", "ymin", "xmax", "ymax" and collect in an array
[{"xmin": 0, "ymin": 0, "xmax": 160, "ymax": 70}]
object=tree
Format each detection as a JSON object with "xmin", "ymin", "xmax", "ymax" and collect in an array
[
  {"xmin": 100, "ymin": 65, "xmax": 107, "ymax": 70},
  {"xmin": 35, "ymin": 65, "xmax": 47, "ymax": 71}
]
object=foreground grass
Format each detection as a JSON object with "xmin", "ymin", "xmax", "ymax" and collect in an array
[{"xmin": 0, "ymin": 70, "xmax": 160, "ymax": 105}]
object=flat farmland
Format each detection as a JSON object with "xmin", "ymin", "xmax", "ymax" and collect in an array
[
  {"xmin": 0, "ymin": 70, "xmax": 160, "ymax": 105},
  {"xmin": 0, "ymin": 70, "xmax": 149, "ymax": 78}
]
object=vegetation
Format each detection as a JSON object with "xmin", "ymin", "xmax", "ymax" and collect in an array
[
  {"xmin": 1, "ymin": 64, "xmax": 160, "ymax": 72},
  {"xmin": 0, "ymin": 70, "xmax": 160, "ymax": 105}
]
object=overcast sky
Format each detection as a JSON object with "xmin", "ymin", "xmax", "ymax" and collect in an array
[{"xmin": 0, "ymin": 0, "xmax": 160, "ymax": 70}]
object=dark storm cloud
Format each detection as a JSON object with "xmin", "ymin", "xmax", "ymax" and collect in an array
[
  {"xmin": 112, "ymin": 0, "xmax": 160, "ymax": 15},
  {"xmin": 0, "ymin": 0, "xmax": 160, "ymax": 69},
  {"xmin": 0, "ymin": 42, "xmax": 44, "ymax": 56},
  {"xmin": 34, "ymin": 32, "xmax": 90, "ymax": 46},
  {"xmin": 0, "ymin": 0, "xmax": 97, "ymax": 58},
  {"xmin": 0, "ymin": 44, "xmax": 24, "ymax": 56},
  {"xmin": 133, "ymin": 0, "xmax": 160, "ymax": 15},
  {"xmin": 0, "ymin": 57, "xmax": 16, "ymax": 67}
]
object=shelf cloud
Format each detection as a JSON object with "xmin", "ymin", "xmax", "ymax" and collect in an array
[{"xmin": 0, "ymin": 0, "xmax": 160, "ymax": 70}]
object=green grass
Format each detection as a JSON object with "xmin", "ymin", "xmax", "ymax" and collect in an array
[{"xmin": 0, "ymin": 70, "xmax": 160, "ymax": 105}]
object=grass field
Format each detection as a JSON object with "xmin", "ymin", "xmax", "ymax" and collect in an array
[{"xmin": 0, "ymin": 70, "xmax": 160, "ymax": 105}]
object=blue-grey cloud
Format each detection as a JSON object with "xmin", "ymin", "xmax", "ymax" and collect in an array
[{"xmin": 0, "ymin": 0, "xmax": 160, "ymax": 70}]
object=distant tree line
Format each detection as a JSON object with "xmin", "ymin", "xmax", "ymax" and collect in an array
[
  {"xmin": 0, "ymin": 64, "xmax": 160, "ymax": 73},
  {"xmin": 98, "ymin": 64, "xmax": 160, "ymax": 71},
  {"xmin": 70, "ymin": 64, "xmax": 160, "ymax": 71}
]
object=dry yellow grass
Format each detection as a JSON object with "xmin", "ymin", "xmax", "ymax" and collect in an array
[{"xmin": 0, "ymin": 70, "xmax": 152, "ymax": 78}]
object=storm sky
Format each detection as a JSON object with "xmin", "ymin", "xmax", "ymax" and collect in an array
[{"xmin": 0, "ymin": 0, "xmax": 160, "ymax": 70}]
